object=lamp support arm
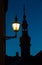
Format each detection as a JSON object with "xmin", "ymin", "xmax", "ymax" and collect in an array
[
  {"xmin": 0, "ymin": 32, "xmax": 17, "ymax": 40},
  {"xmin": 6, "ymin": 35, "xmax": 17, "ymax": 40}
]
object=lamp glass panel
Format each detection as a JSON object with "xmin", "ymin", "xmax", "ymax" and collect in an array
[{"xmin": 12, "ymin": 23, "xmax": 20, "ymax": 31}]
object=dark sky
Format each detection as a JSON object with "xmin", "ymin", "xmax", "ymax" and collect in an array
[{"xmin": 6, "ymin": 0, "xmax": 42, "ymax": 56}]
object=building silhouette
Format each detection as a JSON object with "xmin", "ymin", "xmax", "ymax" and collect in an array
[
  {"xmin": 0, "ymin": 0, "xmax": 8, "ymax": 65},
  {"xmin": 5, "ymin": 5, "xmax": 42, "ymax": 65},
  {"xmin": 0, "ymin": 0, "xmax": 42, "ymax": 65}
]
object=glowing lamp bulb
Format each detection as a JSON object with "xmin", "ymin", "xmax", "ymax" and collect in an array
[{"xmin": 12, "ymin": 22, "xmax": 20, "ymax": 32}]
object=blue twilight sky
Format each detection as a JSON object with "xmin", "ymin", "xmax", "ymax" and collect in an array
[{"xmin": 6, "ymin": 0, "xmax": 42, "ymax": 56}]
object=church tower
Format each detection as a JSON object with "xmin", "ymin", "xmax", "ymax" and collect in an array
[{"xmin": 20, "ymin": 6, "xmax": 31, "ymax": 59}]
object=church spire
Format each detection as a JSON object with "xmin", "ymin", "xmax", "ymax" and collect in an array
[
  {"xmin": 20, "ymin": 6, "xmax": 31, "ymax": 59},
  {"xmin": 23, "ymin": 5, "xmax": 26, "ymax": 20},
  {"xmin": 22, "ymin": 5, "xmax": 28, "ymax": 31}
]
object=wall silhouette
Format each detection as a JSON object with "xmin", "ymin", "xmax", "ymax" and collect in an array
[{"xmin": 0, "ymin": 0, "xmax": 8, "ymax": 65}]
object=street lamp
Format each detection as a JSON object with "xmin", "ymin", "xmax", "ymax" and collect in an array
[
  {"xmin": 0, "ymin": 16, "xmax": 20, "ymax": 40},
  {"xmin": 6, "ymin": 16, "xmax": 20, "ymax": 40},
  {"xmin": 12, "ymin": 16, "xmax": 20, "ymax": 32}
]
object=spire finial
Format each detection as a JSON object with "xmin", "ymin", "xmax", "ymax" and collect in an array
[
  {"xmin": 23, "ymin": 4, "xmax": 26, "ymax": 19},
  {"xmin": 24, "ymin": 4, "xmax": 25, "ymax": 15}
]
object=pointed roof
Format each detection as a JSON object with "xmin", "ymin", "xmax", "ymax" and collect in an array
[
  {"xmin": 22, "ymin": 5, "xmax": 28, "ymax": 29},
  {"xmin": 35, "ymin": 50, "xmax": 42, "ymax": 57},
  {"xmin": 23, "ymin": 5, "xmax": 26, "ymax": 19}
]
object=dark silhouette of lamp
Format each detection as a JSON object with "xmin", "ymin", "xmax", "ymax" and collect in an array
[
  {"xmin": 6, "ymin": 16, "xmax": 20, "ymax": 40},
  {"xmin": 12, "ymin": 16, "xmax": 20, "ymax": 32},
  {"xmin": 0, "ymin": 16, "xmax": 20, "ymax": 40}
]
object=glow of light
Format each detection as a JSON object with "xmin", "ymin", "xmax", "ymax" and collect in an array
[{"xmin": 12, "ymin": 22, "xmax": 20, "ymax": 32}]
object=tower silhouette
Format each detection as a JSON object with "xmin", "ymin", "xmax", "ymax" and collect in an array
[{"xmin": 20, "ymin": 6, "xmax": 31, "ymax": 59}]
